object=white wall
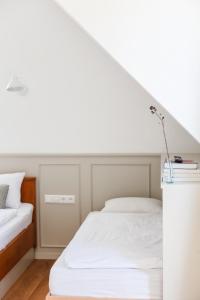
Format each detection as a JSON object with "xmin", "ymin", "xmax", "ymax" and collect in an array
[
  {"xmin": 56, "ymin": 0, "xmax": 200, "ymax": 143},
  {"xmin": 163, "ymin": 183, "xmax": 200, "ymax": 300},
  {"xmin": 0, "ymin": 0, "xmax": 199, "ymax": 154}
]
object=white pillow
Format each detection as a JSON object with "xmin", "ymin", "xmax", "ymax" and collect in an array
[
  {"xmin": 0, "ymin": 172, "xmax": 25, "ymax": 209},
  {"xmin": 102, "ymin": 197, "xmax": 162, "ymax": 213}
]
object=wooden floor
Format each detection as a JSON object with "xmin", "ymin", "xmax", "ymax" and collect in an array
[{"xmin": 3, "ymin": 260, "xmax": 54, "ymax": 300}]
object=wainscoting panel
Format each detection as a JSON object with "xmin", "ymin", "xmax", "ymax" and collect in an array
[
  {"xmin": 39, "ymin": 164, "xmax": 81, "ymax": 247},
  {"xmin": 0, "ymin": 154, "xmax": 161, "ymax": 258},
  {"xmin": 91, "ymin": 164, "xmax": 150, "ymax": 210}
]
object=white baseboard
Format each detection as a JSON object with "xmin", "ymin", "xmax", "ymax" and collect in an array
[
  {"xmin": 0, "ymin": 248, "xmax": 34, "ymax": 299},
  {"xmin": 34, "ymin": 249, "xmax": 63, "ymax": 260}
]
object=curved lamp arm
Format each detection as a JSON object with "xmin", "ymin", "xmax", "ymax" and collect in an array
[{"xmin": 150, "ymin": 106, "xmax": 173, "ymax": 183}]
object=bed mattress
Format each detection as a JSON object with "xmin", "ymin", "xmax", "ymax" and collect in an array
[
  {"xmin": 65, "ymin": 212, "xmax": 162, "ymax": 270},
  {"xmin": 49, "ymin": 247, "xmax": 162, "ymax": 299},
  {"xmin": 0, "ymin": 203, "xmax": 33, "ymax": 251}
]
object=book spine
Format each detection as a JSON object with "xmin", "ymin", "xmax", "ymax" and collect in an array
[
  {"xmin": 163, "ymin": 169, "xmax": 200, "ymax": 174},
  {"xmin": 163, "ymin": 173, "xmax": 200, "ymax": 178},
  {"xmin": 164, "ymin": 164, "xmax": 198, "ymax": 169},
  {"xmin": 163, "ymin": 177, "xmax": 200, "ymax": 182}
]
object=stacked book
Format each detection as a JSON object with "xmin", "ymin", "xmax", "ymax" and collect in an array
[{"xmin": 163, "ymin": 160, "xmax": 200, "ymax": 182}]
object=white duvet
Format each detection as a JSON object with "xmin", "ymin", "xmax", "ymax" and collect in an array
[
  {"xmin": 0, "ymin": 209, "xmax": 17, "ymax": 227},
  {"xmin": 65, "ymin": 212, "xmax": 162, "ymax": 269}
]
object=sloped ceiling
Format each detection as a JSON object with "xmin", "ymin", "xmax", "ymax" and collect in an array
[
  {"xmin": 0, "ymin": 0, "xmax": 199, "ymax": 153},
  {"xmin": 55, "ymin": 0, "xmax": 200, "ymax": 144}
]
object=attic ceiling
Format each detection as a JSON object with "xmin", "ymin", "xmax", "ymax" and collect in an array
[
  {"xmin": 55, "ymin": 0, "xmax": 200, "ymax": 145},
  {"xmin": 0, "ymin": 0, "xmax": 199, "ymax": 154}
]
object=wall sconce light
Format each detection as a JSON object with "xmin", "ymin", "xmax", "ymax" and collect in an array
[{"xmin": 6, "ymin": 76, "xmax": 27, "ymax": 94}]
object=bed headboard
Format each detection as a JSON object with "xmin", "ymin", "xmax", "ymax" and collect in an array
[
  {"xmin": 21, "ymin": 177, "xmax": 36, "ymax": 205},
  {"xmin": 21, "ymin": 177, "xmax": 36, "ymax": 222}
]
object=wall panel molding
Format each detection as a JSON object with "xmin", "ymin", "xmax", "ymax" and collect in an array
[
  {"xmin": 0, "ymin": 154, "xmax": 161, "ymax": 255},
  {"xmin": 91, "ymin": 163, "xmax": 151, "ymax": 211},
  {"xmin": 39, "ymin": 163, "xmax": 81, "ymax": 248}
]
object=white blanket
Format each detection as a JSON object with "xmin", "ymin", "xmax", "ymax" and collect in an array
[
  {"xmin": 65, "ymin": 212, "xmax": 162, "ymax": 269},
  {"xmin": 0, "ymin": 209, "xmax": 17, "ymax": 227}
]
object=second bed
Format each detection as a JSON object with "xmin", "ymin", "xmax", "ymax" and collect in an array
[{"xmin": 48, "ymin": 197, "xmax": 163, "ymax": 300}]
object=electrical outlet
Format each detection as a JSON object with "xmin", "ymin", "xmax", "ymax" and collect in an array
[{"xmin": 45, "ymin": 194, "xmax": 75, "ymax": 204}]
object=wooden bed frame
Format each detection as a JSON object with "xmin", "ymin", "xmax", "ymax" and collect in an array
[{"xmin": 0, "ymin": 177, "xmax": 36, "ymax": 280}]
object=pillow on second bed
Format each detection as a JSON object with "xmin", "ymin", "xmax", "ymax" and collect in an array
[
  {"xmin": 0, "ymin": 172, "xmax": 25, "ymax": 209},
  {"xmin": 102, "ymin": 197, "xmax": 162, "ymax": 213}
]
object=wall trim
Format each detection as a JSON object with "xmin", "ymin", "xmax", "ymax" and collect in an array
[
  {"xmin": 35, "ymin": 249, "xmax": 63, "ymax": 260},
  {"xmin": 0, "ymin": 153, "xmax": 162, "ymax": 157}
]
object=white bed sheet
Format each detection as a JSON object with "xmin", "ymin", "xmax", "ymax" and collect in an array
[
  {"xmin": 50, "ymin": 248, "xmax": 162, "ymax": 299},
  {"xmin": 64, "ymin": 212, "xmax": 162, "ymax": 269},
  {"xmin": 0, "ymin": 203, "xmax": 33, "ymax": 251},
  {"xmin": 0, "ymin": 209, "xmax": 17, "ymax": 227}
]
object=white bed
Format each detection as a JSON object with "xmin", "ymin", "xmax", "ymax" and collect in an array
[
  {"xmin": 49, "ymin": 197, "xmax": 162, "ymax": 300},
  {"xmin": 0, "ymin": 203, "xmax": 33, "ymax": 251},
  {"xmin": 50, "ymin": 248, "xmax": 162, "ymax": 299}
]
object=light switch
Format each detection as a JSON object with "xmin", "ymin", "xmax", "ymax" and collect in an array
[{"xmin": 45, "ymin": 194, "xmax": 75, "ymax": 204}]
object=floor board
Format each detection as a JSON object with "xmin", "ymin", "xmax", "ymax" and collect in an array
[{"xmin": 3, "ymin": 259, "xmax": 54, "ymax": 300}]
